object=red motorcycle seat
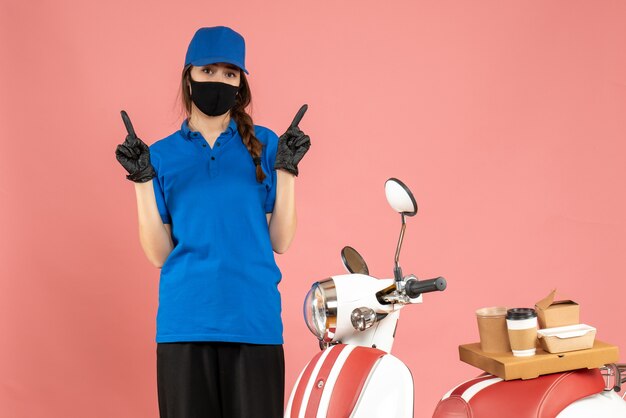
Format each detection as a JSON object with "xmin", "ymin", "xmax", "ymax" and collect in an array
[{"xmin": 432, "ymin": 368, "xmax": 605, "ymax": 418}]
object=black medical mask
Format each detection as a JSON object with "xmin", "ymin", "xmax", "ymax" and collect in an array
[{"xmin": 189, "ymin": 79, "xmax": 239, "ymax": 116}]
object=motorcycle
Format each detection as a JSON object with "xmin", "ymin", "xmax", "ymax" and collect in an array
[{"xmin": 284, "ymin": 177, "xmax": 626, "ymax": 417}]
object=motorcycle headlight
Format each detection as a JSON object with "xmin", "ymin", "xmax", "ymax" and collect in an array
[{"xmin": 303, "ymin": 279, "xmax": 337, "ymax": 342}]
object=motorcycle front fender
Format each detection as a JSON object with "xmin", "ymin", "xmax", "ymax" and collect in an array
[{"xmin": 285, "ymin": 344, "xmax": 414, "ymax": 418}]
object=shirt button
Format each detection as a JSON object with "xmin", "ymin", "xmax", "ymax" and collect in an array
[
  {"xmin": 211, "ymin": 156, "xmax": 215, "ymax": 160},
  {"xmin": 216, "ymin": 142, "xmax": 221, "ymax": 146},
  {"xmin": 202, "ymin": 144, "xmax": 207, "ymax": 147}
]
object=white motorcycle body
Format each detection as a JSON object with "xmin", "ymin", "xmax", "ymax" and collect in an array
[{"xmin": 286, "ymin": 274, "xmax": 626, "ymax": 417}]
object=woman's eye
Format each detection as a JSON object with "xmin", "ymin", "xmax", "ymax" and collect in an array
[
  {"xmin": 202, "ymin": 69, "xmax": 213, "ymax": 74},
  {"xmin": 227, "ymin": 72, "xmax": 236, "ymax": 77}
]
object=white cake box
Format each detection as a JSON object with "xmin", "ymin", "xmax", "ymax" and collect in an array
[{"xmin": 537, "ymin": 324, "xmax": 596, "ymax": 354}]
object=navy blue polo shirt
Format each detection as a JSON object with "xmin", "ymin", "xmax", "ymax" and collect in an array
[{"xmin": 148, "ymin": 117, "xmax": 283, "ymax": 344}]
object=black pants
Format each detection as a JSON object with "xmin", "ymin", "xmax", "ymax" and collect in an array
[{"xmin": 156, "ymin": 342, "xmax": 285, "ymax": 418}]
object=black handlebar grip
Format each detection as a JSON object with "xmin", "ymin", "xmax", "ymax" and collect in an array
[{"xmin": 405, "ymin": 277, "xmax": 447, "ymax": 299}]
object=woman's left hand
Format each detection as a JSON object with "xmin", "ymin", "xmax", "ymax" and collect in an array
[{"xmin": 275, "ymin": 104, "xmax": 311, "ymax": 177}]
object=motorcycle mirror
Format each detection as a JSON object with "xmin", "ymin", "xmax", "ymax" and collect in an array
[
  {"xmin": 384, "ymin": 178, "xmax": 418, "ymax": 216},
  {"xmin": 340, "ymin": 246, "xmax": 370, "ymax": 275}
]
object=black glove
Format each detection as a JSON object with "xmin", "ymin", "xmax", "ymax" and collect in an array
[
  {"xmin": 115, "ymin": 110, "xmax": 156, "ymax": 183},
  {"xmin": 274, "ymin": 104, "xmax": 311, "ymax": 177}
]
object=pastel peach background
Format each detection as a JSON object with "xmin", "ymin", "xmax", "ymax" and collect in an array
[{"xmin": 1, "ymin": 1, "xmax": 625, "ymax": 417}]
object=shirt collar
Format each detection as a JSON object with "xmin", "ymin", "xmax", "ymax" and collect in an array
[{"xmin": 180, "ymin": 117, "xmax": 238, "ymax": 140}]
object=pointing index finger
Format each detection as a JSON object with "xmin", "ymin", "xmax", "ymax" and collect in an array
[
  {"xmin": 289, "ymin": 104, "xmax": 308, "ymax": 128},
  {"xmin": 120, "ymin": 110, "xmax": 137, "ymax": 138}
]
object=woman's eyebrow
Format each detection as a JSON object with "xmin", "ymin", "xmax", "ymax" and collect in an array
[{"xmin": 201, "ymin": 63, "xmax": 239, "ymax": 71}]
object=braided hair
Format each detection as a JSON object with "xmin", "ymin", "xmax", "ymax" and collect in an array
[{"xmin": 179, "ymin": 64, "xmax": 266, "ymax": 182}]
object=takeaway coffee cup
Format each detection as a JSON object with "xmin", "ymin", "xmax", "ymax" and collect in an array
[
  {"xmin": 506, "ymin": 308, "xmax": 538, "ymax": 357},
  {"xmin": 476, "ymin": 307, "xmax": 511, "ymax": 353}
]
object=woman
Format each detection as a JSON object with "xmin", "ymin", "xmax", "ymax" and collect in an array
[{"xmin": 115, "ymin": 25, "xmax": 310, "ymax": 417}]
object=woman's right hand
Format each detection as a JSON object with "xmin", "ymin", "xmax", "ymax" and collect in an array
[{"xmin": 116, "ymin": 110, "xmax": 156, "ymax": 183}]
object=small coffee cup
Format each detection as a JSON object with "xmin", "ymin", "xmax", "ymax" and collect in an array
[
  {"xmin": 476, "ymin": 307, "xmax": 511, "ymax": 353},
  {"xmin": 506, "ymin": 308, "xmax": 538, "ymax": 357}
]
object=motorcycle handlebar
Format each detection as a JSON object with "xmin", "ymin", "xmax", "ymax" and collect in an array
[{"xmin": 405, "ymin": 276, "xmax": 447, "ymax": 299}]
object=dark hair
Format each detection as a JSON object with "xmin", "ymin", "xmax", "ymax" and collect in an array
[{"xmin": 177, "ymin": 64, "xmax": 266, "ymax": 182}]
